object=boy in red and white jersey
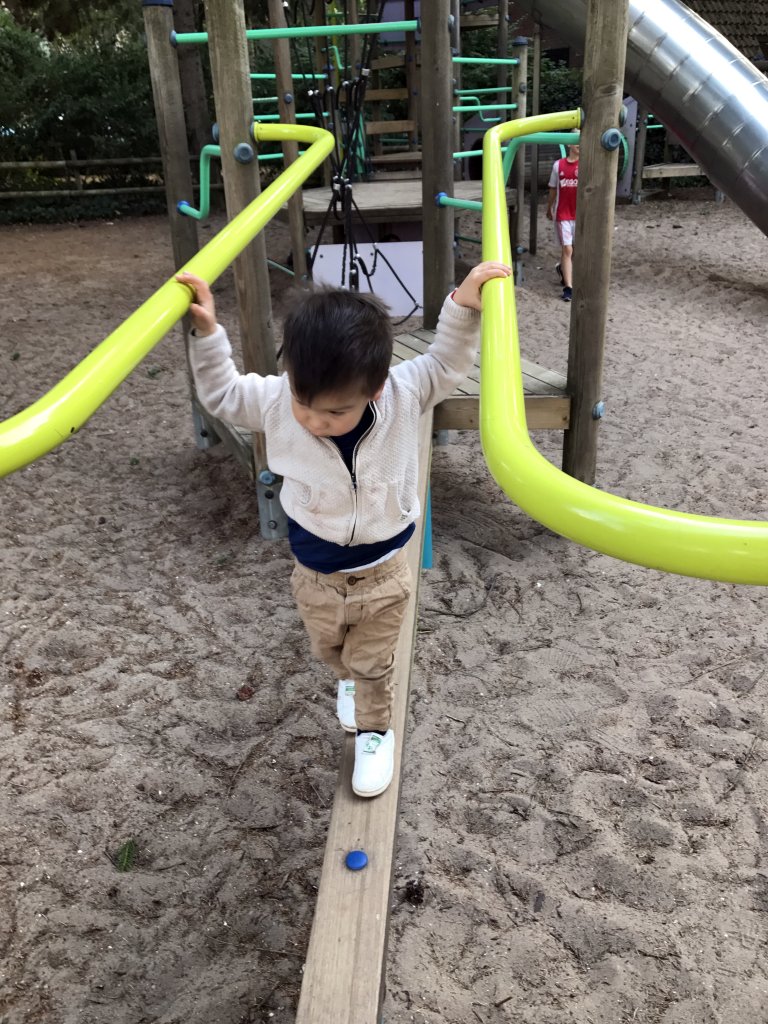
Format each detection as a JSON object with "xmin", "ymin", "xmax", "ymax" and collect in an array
[{"xmin": 546, "ymin": 139, "xmax": 579, "ymax": 302}]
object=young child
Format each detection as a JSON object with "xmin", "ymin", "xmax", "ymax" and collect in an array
[
  {"xmin": 176, "ymin": 261, "xmax": 511, "ymax": 798},
  {"xmin": 546, "ymin": 138, "xmax": 579, "ymax": 302}
]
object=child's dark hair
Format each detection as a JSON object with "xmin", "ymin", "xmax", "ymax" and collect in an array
[{"xmin": 280, "ymin": 287, "xmax": 393, "ymax": 403}]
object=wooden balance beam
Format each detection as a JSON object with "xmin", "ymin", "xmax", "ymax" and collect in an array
[{"xmin": 295, "ymin": 410, "xmax": 434, "ymax": 1024}]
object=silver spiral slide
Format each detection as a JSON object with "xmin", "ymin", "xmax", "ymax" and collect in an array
[{"xmin": 519, "ymin": 0, "xmax": 768, "ymax": 236}]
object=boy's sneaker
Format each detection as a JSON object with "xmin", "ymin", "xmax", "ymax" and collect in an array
[
  {"xmin": 352, "ymin": 730, "xmax": 395, "ymax": 798},
  {"xmin": 336, "ymin": 679, "xmax": 356, "ymax": 733},
  {"xmin": 562, "ymin": 286, "xmax": 572, "ymax": 302},
  {"xmin": 555, "ymin": 262, "xmax": 564, "ymax": 285}
]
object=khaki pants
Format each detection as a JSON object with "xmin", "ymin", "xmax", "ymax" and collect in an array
[{"xmin": 290, "ymin": 547, "xmax": 412, "ymax": 732}]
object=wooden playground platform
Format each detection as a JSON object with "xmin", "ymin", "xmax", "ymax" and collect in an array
[
  {"xmin": 281, "ymin": 178, "xmax": 517, "ymax": 226},
  {"xmin": 394, "ymin": 327, "xmax": 569, "ymax": 431},
  {"xmin": 197, "ymin": 331, "xmax": 570, "ymax": 475}
]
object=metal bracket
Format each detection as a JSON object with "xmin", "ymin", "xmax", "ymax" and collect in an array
[
  {"xmin": 191, "ymin": 407, "xmax": 221, "ymax": 450},
  {"xmin": 257, "ymin": 473, "xmax": 289, "ymax": 540}
]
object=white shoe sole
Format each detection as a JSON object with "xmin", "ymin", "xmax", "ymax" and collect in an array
[
  {"xmin": 337, "ymin": 679, "xmax": 356, "ymax": 732},
  {"xmin": 352, "ymin": 775, "xmax": 393, "ymax": 798}
]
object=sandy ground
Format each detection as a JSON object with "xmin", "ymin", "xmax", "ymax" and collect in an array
[{"xmin": 2, "ymin": 194, "xmax": 768, "ymax": 1024}]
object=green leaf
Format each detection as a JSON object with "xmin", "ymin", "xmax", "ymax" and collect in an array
[{"xmin": 114, "ymin": 838, "xmax": 138, "ymax": 872}]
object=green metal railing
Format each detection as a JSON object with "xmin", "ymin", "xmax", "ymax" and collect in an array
[
  {"xmin": 172, "ymin": 20, "xmax": 419, "ymax": 45},
  {"xmin": 479, "ymin": 109, "xmax": 768, "ymax": 585},
  {"xmin": 0, "ymin": 124, "xmax": 335, "ymax": 477},
  {"xmin": 452, "ymin": 56, "xmax": 519, "ymax": 65}
]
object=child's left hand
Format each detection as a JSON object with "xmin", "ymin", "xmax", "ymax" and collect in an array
[{"xmin": 452, "ymin": 261, "xmax": 512, "ymax": 311}]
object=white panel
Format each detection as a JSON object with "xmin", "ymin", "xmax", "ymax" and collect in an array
[{"xmin": 311, "ymin": 242, "xmax": 424, "ymax": 317}]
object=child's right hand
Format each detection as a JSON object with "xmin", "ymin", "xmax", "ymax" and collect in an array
[{"xmin": 176, "ymin": 272, "xmax": 217, "ymax": 336}]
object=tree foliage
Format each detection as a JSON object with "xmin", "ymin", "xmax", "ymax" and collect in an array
[
  {"xmin": 2, "ymin": 0, "xmax": 143, "ymax": 41},
  {"xmin": 0, "ymin": 9, "xmax": 157, "ymax": 162}
]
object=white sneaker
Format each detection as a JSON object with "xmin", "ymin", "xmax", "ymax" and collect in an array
[
  {"xmin": 352, "ymin": 730, "xmax": 395, "ymax": 798},
  {"xmin": 336, "ymin": 679, "xmax": 356, "ymax": 733}
]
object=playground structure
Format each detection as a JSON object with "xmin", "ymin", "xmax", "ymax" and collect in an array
[{"xmin": 2, "ymin": 0, "xmax": 768, "ymax": 1020}]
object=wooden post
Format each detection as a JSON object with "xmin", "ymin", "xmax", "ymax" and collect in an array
[
  {"xmin": 69, "ymin": 149, "xmax": 83, "ymax": 190},
  {"xmin": 632, "ymin": 102, "xmax": 649, "ymax": 204},
  {"xmin": 410, "ymin": 0, "xmax": 423, "ymax": 159},
  {"xmin": 268, "ymin": 0, "xmax": 308, "ymax": 282},
  {"xmin": 315, "ymin": 1, "xmax": 334, "ymax": 188},
  {"xmin": 346, "ymin": 0, "xmax": 361, "ymax": 81},
  {"xmin": 143, "ymin": 1, "xmax": 199, "ymax": 271},
  {"xmin": 421, "ymin": 0, "xmax": 455, "ymax": 329},
  {"xmin": 450, "ymin": 0, "xmax": 461, "ymax": 178},
  {"xmin": 561, "ymin": 0, "xmax": 630, "ymax": 483},
  {"xmin": 510, "ymin": 36, "xmax": 528, "ymax": 282},
  {"xmin": 204, "ymin": 0, "xmax": 282, "ymax": 535},
  {"xmin": 496, "ymin": 0, "xmax": 509, "ymax": 103},
  {"xmin": 173, "ymin": 0, "xmax": 211, "ymax": 158},
  {"xmin": 143, "ymin": 1, "xmax": 212, "ymax": 451},
  {"xmin": 528, "ymin": 21, "xmax": 542, "ymax": 255}
]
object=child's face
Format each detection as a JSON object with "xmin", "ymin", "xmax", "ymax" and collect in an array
[{"xmin": 290, "ymin": 383, "xmax": 383, "ymax": 438}]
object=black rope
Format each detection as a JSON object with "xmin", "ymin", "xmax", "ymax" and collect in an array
[{"xmin": 288, "ymin": 0, "xmax": 419, "ymax": 315}]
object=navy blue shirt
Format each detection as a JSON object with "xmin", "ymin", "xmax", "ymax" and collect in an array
[{"xmin": 287, "ymin": 403, "xmax": 415, "ymax": 572}]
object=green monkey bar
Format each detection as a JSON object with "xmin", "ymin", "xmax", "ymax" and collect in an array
[
  {"xmin": 172, "ymin": 20, "xmax": 419, "ymax": 45},
  {"xmin": 479, "ymin": 109, "xmax": 768, "ymax": 586},
  {"xmin": 0, "ymin": 123, "xmax": 335, "ymax": 478}
]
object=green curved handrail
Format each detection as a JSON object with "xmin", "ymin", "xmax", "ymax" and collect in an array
[
  {"xmin": 480, "ymin": 109, "xmax": 768, "ymax": 586},
  {"xmin": 0, "ymin": 123, "xmax": 335, "ymax": 479}
]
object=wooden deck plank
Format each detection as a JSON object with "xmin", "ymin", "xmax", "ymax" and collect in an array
[
  {"xmin": 433, "ymin": 394, "xmax": 570, "ymax": 430},
  {"xmin": 370, "ymin": 152, "xmax": 423, "ymax": 165},
  {"xmin": 392, "ymin": 330, "xmax": 570, "ymax": 428},
  {"xmin": 642, "ymin": 162, "xmax": 703, "ymax": 179},
  {"xmin": 294, "ymin": 412, "xmax": 433, "ymax": 1024},
  {"xmin": 397, "ymin": 329, "xmax": 567, "ymax": 397},
  {"xmin": 364, "ymin": 88, "xmax": 411, "ymax": 101},
  {"xmin": 365, "ymin": 119, "xmax": 416, "ymax": 136},
  {"xmin": 411, "ymin": 327, "xmax": 567, "ymax": 390},
  {"xmin": 291, "ymin": 180, "xmax": 516, "ymax": 225}
]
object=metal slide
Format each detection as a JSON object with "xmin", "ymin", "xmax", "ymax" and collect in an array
[
  {"xmin": 0, "ymin": 124, "xmax": 335, "ymax": 478},
  {"xmin": 480, "ymin": 112, "xmax": 768, "ymax": 586},
  {"xmin": 519, "ymin": 0, "xmax": 768, "ymax": 236}
]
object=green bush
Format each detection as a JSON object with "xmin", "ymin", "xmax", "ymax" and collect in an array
[
  {"xmin": 0, "ymin": 17, "xmax": 157, "ymax": 163},
  {"xmin": 0, "ymin": 10, "xmax": 163, "ymax": 222},
  {"xmin": 536, "ymin": 57, "xmax": 583, "ymax": 115}
]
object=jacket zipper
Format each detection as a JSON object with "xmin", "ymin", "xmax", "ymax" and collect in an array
[
  {"xmin": 318, "ymin": 402, "xmax": 378, "ymax": 546},
  {"xmin": 348, "ymin": 402, "xmax": 377, "ymax": 545}
]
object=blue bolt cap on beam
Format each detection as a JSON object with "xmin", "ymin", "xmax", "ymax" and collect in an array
[
  {"xmin": 601, "ymin": 128, "xmax": 623, "ymax": 151},
  {"xmin": 234, "ymin": 142, "xmax": 255, "ymax": 164},
  {"xmin": 345, "ymin": 850, "xmax": 368, "ymax": 871}
]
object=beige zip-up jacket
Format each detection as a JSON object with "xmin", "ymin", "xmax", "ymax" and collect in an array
[{"xmin": 188, "ymin": 294, "xmax": 480, "ymax": 546}]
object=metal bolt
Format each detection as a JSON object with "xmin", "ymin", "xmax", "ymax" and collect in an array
[
  {"xmin": 600, "ymin": 128, "xmax": 623, "ymax": 151},
  {"xmin": 268, "ymin": 520, "xmax": 278, "ymax": 530},
  {"xmin": 259, "ymin": 470, "xmax": 276, "ymax": 485},
  {"xmin": 234, "ymin": 142, "xmax": 255, "ymax": 164}
]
